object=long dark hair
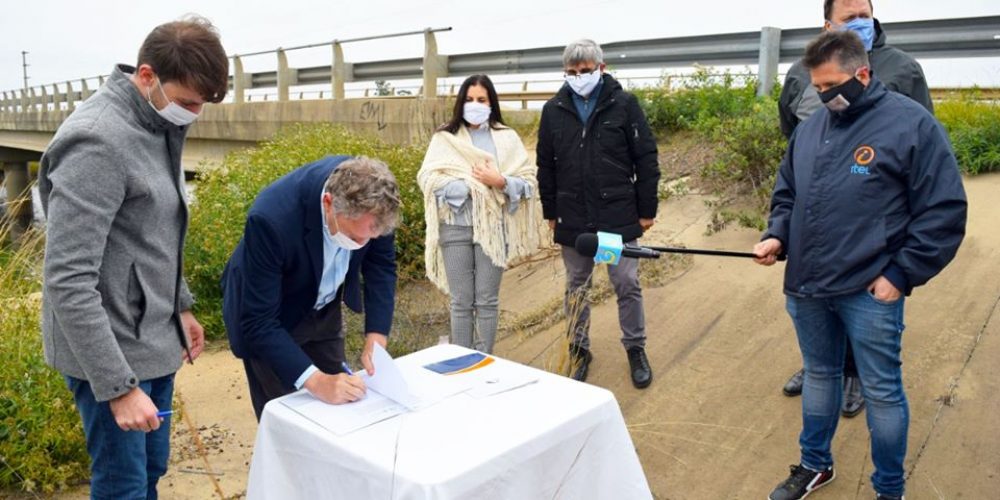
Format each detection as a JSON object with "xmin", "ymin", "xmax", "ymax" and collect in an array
[{"xmin": 437, "ymin": 74, "xmax": 506, "ymax": 134}]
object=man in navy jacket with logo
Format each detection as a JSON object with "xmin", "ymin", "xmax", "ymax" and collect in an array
[
  {"xmin": 754, "ymin": 31, "xmax": 966, "ymax": 500},
  {"xmin": 222, "ymin": 156, "xmax": 400, "ymax": 419}
]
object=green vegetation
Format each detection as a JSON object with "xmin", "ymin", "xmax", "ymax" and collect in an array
[
  {"xmin": 635, "ymin": 68, "xmax": 767, "ymax": 135},
  {"xmin": 937, "ymin": 95, "xmax": 1000, "ymax": 175},
  {"xmin": 0, "ymin": 227, "xmax": 89, "ymax": 494},
  {"xmin": 185, "ymin": 123, "xmax": 429, "ymax": 341},
  {"xmin": 635, "ymin": 69, "xmax": 786, "ymax": 230},
  {"xmin": 636, "ymin": 69, "xmax": 997, "ymax": 231}
]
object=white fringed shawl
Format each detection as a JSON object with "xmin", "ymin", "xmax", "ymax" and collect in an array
[{"xmin": 417, "ymin": 125, "xmax": 544, "ymax": 294}]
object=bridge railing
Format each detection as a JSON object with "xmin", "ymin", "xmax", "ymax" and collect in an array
[{"xmin": 2, "ymin": 15, "xmax": 999, "ymax": 114}]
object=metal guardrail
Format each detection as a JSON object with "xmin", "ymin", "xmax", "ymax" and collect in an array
[{"xmin": 2, "ymin": 15, "xmax": 998, "ymax": 112}]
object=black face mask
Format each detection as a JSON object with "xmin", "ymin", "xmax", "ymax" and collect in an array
[{"xmin": 818, "ymin": 77, "xmax": 866, "ymax": 113}]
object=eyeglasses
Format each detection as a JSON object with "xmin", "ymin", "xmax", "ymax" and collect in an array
[{"xmin": 565, "ymin": 68, "xmax": 598, "ymax": 77}]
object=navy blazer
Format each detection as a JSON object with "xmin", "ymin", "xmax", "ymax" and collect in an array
[{"xmin": 221, "ymin": 155, "xmax": 397, "ymax": 388}]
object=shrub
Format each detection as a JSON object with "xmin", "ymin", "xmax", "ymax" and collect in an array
[
  {"xmin": 936, "ymin": 95, "xmax": 1000, "ymax": 175},
  {"xmin": 0, "ymin": 227, "xmax": 89, "ymax": 494},
  {"xmin": 185, "ymin": 124, "xmax": 428, "ymax": 340},
  {"xmin": 634, "ymin": 67, "xmax": 786, "ymax": 230},
  {"xmin": 701, "ymin": 97, "xmax": 788, "ymax": 221},
  {"xmin": 634, "ymin": 67, "xmax": 767, "ymax": 134}
]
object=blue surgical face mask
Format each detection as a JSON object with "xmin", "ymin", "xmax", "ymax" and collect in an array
[{"xmin": 835, "ymin": 17, "xmax": 876, "ymax": 52}]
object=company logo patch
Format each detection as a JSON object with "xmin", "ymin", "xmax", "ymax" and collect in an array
[
  {"xmin": 854, "ymin": 145, "xmax": 876, "ymax": 166},
  {"xmin": 850, "ymin": 145, "xmax": 876, "ymax": 175}
]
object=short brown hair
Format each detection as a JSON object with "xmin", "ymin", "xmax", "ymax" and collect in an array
[
  {"xmin": 802, "ymin": 30, "xmax": 869, "ymax": 73},
  {"xmin": 824, "ymin": 0, "xmax": 874, "ymax": 22},
  {"xmin": 137, "ymin": 15, "xmax": 229, "ymax": 103}
]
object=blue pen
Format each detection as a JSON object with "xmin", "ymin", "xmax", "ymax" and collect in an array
[
  {"xmin": 341, "ymin": 361, "xmax": 354, "ymax": 375},
  {"xmin": 156, "ymin": 410, "xmax": 174, "ymax": 418}
]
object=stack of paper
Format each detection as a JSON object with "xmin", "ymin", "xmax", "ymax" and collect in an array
[{"xmin": 281, "ymin": 344, "xmax": 471, "ymax": 435}]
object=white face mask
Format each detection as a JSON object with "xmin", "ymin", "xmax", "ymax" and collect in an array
[
  {"xmin": 329, "ymin": 208, "xmax": 367, "ymax": 251},
  {"xmin": 565, "ymin": 70, "xmax": 602, "ymax": 98},
  {"xmin": 147, "ymin": 77, "xmax": 200, "ymax": 126},
  {"xmin": 463, "ymin": 102, "xmax": 492, "ymax": 126}
]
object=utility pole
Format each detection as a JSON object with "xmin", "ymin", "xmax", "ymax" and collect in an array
[{"xmin": 21, "ymin": 50, "xmax": 30, "ymax": 90}]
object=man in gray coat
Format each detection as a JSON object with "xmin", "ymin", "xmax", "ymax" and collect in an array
[
  {"xmin": 39, "ymin": 16, "xmax": 228, "ymax": 499},
  {"xmin": 776, "ymin": 0, "xmax": 934, "ymax": 417}
]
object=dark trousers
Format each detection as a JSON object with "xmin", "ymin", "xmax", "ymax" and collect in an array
[
  {"xmin": 244, "ymin": 298, "xmax": 347, "ymax": 420},
  {"xmin": 845, "ymin": 342, "xmax": 858, "ymax": 377}
]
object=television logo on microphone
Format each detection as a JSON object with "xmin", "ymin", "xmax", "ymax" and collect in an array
[{"xmin": 594, "ymin": 232, "xmax": 624, "ymax": 265}]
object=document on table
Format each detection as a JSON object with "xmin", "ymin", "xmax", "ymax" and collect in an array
[
  {"xmin": 364, "ymin": 343, "xmax": 471, "ymax": 410},
  {"xmin": 281, "ymin": 390, "xmax": 406, "ymax": 436},
  {"xmin": 281, "ymin": 344, "xmax": 472, "ymax": 435}
]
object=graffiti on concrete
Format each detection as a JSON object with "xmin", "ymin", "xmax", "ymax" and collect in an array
[{"xmin": 360, "ymin": 101, "xmax": 387, "ymax": 131}]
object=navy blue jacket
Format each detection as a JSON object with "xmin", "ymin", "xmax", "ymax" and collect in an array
[
  {"xmin": 221, "ymin": 156, "xmax": 397, "ymax": 388},
  {"xmin": 765, "ymin": 78, "xmax": 966, "ymax": 298}
]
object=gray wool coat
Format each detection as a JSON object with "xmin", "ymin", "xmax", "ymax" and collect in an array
[{"xmin": 39, "ymin": 64, "xmax": 195, "ymax": 402}]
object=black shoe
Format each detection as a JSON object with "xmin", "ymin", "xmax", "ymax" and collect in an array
[
  {"xmin": 841, "ymin": 375, "xmax": 865, "ymax": 418},
  {"xmin": 875, "ymin": 494, "xmax": 904, "ymax": 500},
  {"xmin": 626, "ymin": 346, "xmax": 652, "ymax": 389},
  {"xmin": 783, "ymin": 369, "xmax": 805, "ymax": 397},
  {"xmin": 768, "ymin": 464, "xmax": 836, "ymax": 500},
  {"xmin": 569, "ymin": 344, "xmax": 592, "ymax": 382}
]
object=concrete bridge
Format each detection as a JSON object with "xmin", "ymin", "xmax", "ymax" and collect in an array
[{"xmin": 2, "ymin": 17, "xmax": 998, "ymax": 240}]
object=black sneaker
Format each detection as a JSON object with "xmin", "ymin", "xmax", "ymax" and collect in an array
[
  {"xmin": 569, "ymin": 344, "xmax": 592, "ymax": 382},
  {"xmin": 783, "ymin": 369, "xmax": 805, "ymax": 397},
  {"xmin": 875, "ymin": 494, "xmax": 904, "ymax": 500},
  {"xmin": 626, "ymin": 346, "xmax": 652, "ymax": 389},
  {"xmin": 768, "ymin": 464, "xmax": 836, "ymax": 500}
]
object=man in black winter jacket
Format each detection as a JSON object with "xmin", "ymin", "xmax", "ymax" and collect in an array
[
  {"xmin": 755, "ymin": 31, "xmax": 965, "ymax": 500},
  {"xmin": 776, "ymin": 0, "xmax": 935, "ymax": 417},
  {"xmin": 779, "ymin": 0, "xmax": 933, "ymax": 139},
  {"xmin": 537, "ymin": 39, "xmax": 660, "ymax": 389}
]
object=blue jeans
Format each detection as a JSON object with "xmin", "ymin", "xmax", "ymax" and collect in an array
[
  {"xmin": 786, "ymin": 290, "xmax": 908, "ymax": 497},
  {"xmin": 65, "ymin": 374, "xmax": 175, "ymax": 500}
]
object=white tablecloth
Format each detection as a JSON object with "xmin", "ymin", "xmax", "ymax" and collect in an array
[{"xmin": 247, "ymin": 344, "xmax": 652, "ymax": 499}]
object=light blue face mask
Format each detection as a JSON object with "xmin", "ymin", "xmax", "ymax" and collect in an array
[{"xmin": 835, "ymin": 17, "xmax": 876, "ymax": 52}]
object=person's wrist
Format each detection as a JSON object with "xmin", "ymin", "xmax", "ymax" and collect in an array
[{"xmin": 303, "ymin": 370, "xmax": 322, "ymax": 389}]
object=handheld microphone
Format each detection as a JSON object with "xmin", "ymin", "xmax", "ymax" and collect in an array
[
  {"xmin": 575, "ymin": 231, "xmax": 780, "ymax": 262},
  {"xmin": 575, "ymin": 232, "xmax": 660, "ymax": 265}
]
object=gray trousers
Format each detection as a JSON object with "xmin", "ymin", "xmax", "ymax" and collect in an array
[
  {"xmin": 439, "ymin": 224, "xmax": 504, "ymax": 353},
  {"xmin": 561, "ymin": 243, "xmax": 646, "ymax": 350}
]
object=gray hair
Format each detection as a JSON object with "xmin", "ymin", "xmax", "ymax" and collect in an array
[
  {"xmin": 562, "ymin": 39, "xmax": 604, "ymax": 67},
  {"xmin": 323, "ymin": 157, "xmax": 401, "ymax": 235}
]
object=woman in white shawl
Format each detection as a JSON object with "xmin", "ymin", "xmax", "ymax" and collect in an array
[{"xmin": 418, "ymin": 74, "xmax": 543, "ymax": 353}]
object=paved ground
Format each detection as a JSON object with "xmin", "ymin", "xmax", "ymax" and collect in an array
[{"xmin": 54, "ymin": 173, "xmax": 1000, "ymax": 499}]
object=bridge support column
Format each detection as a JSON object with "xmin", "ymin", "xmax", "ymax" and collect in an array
[
  {"xmin": 757, "ymin": 27, "xmax": 782, "ymax": 97},
  {"xmin": 66, "ymin": 81, "xmax": 76, "ymax": 111},
  {"xmin": 277, "ymin": 49, "xmax": 299, "ymax": 102},
  {"xmin": 233, "ymin": 56, "xmax": 247, "ymax": 103},
  {"xmin": 80, "ymin": 78, "xmax": 93, "ymax": 101},
  {"xmin": 331, "ymin": 42, "xmax": 347, "ymax": 100},
  {"xmin": 2, "ymin": 161, "xmax": 33, "ymax": 241},
  {"xmin": 422, "ymin": 29, "xmax": 448, "ymax": 98}
]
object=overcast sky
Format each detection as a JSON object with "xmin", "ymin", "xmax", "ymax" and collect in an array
[{"xmin": 2, "ymin": 0, "xmax": 998, "ymax": 92}]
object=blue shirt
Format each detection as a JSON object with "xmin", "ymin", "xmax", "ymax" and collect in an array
[
  {"xmin": 296, "ymin": 195, "xmax": 353, "ymax": 389},
  {"xmin": 570, "ymin": 76, "xmax": 604, "ymax": 125}
]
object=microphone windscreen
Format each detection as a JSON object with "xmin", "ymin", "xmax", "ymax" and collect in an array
[{"xmin": 575, "ymin": 233, "xmax": 599, "ymax": 257}]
